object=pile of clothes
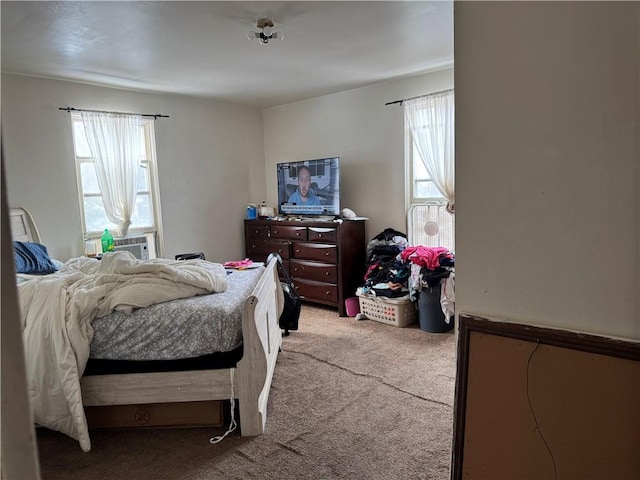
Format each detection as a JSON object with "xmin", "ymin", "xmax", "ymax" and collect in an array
[
  {"xmin": 401, "ymin": 246, "xmax": 454, "ymax": 289},
  {"xmin": 401, "ymin": 245, "xmax": 455, "ymax": 321},
  {"xmin": 356, "ymin": 227, "xmax": 455, "ymax": 321},
  {"xmin": 357, "ymin": 228, "xmax": 410, "ymax": 298}
]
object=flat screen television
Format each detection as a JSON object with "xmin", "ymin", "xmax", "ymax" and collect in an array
[{"xmin": 276, "ymin": 157, "xmax": 340, "ymax": 216}]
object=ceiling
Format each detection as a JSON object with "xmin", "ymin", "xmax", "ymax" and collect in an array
[{"xmin": 1, "ymin": 1, "xmax": 453, "ymax": 108}]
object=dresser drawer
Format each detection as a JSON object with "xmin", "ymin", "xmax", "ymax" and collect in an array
[
  {"xmin": 270, "ymin": 225, "xmax": 307, "ymax": 241},
  {"xmin": 290, "ymin": 259, "xmax": 337, "ymax": 283},
  {"xmin": 308, "ymin": 227, "xmax": 337, "ymax": 243},
  {"xmin": 246, "ymin": 225, "xmax": 270, "ymax": 239},
  {"xmin": 292, "ymin": 242, "xmax": 337, "ymax": 263},
  {"xmin": 246, "ymin": 239, "xmax": 290, "ymax": 261},
  {"xmin": 293, "ymin": 278, "xmax": 338, "ymax": 303}
]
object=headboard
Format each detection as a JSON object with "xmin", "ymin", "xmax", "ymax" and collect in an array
[{"xmin": 10, "ymin": 208, "xmax": 41, "ymax": 243}]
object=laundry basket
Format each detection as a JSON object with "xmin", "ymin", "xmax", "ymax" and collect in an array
[{"xmin": 357, "ymin": 293, "xmax": 417, "ymax": 327}]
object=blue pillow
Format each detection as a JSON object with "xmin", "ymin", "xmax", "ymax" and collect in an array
[{"xmin": 13, "ymin": 241, "xmax": 59, "ymax": 275}]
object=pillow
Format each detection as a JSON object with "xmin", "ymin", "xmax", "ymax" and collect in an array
[
  {"xmin": 13, "ymin": 241, "xmax": 59, "ymax": 275},
  {"xmin": 51, "ymin": 258, "xmax": 65, "ymax": 270}
]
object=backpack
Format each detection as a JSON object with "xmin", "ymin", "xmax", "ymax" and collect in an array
[{"xmin": 267, "ymin": 253, "xmax": 302, "ymax": 336}]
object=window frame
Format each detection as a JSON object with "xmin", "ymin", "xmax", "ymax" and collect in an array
[
  {"xmin": 405, "ymin": 126, "xmax": 446, "ymax": 208},
  {"xmin": 404, "ymin": 104, "xmax": 454, "ymax": 250},
  {"xmin": 70, "ymin": 114, "xmax": 164, "ymax": 253}
]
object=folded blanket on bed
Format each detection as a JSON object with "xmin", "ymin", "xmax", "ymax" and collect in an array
[{"xmin": 19, "ymin": 251, "xmax": 228, "ymax": 452}]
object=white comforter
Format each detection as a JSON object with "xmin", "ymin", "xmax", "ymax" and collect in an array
[{"xmin": 19, "ymin": 251, "xmax": 228, "ymax": 452}]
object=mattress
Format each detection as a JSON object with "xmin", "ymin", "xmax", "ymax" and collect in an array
[
  {"xmin": 83, "ymin": 345, "xmax": 244, "ymax": 376},
  {"xmin": 90, "ymin": 266, "xmax": 264, "ymax": 361}
]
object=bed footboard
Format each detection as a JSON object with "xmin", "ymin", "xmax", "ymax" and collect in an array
[
  {"xmin": 236, "ymin": 255, "xmax": 282, "ymax": 435},
  {"xmin": 80, "ymin": 257, "xmax": 282, "ymax": 437}
]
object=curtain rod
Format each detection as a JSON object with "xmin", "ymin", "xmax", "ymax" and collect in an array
[
  {"xmin": 385, "ymin": 88, "xmax": 454, "ymax": 106},
  {"xmin": 58, "ymin": 107, "xmax": 169, "ymax": 119}
]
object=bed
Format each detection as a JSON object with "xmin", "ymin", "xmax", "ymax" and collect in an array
[{"xmin": 11, "ymin": 207, "xmax": 283, "ymax": 452}]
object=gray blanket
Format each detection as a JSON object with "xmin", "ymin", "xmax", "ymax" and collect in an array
[{"xmin": 90, "ymin": 266, "xmax": 265, "ymax": 360}]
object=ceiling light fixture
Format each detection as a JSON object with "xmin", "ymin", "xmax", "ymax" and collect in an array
[{"xmin": 248, "ymin": 18, "xmax": 283, "ymax": 45}]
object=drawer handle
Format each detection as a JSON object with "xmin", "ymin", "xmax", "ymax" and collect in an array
[
  {"xmin": 295, "ymin": 249, "xmax": 300, "ymax": 254},
  {"xmin": 273, "ymin": 229, "xmax": 279, "ymax": 234},
  {"xmin": 325, "ymin": 252, "xmax": 329, "ymax": 256},
  {"xmin": 296, "ymin": 232, "xmax": 301, "ymax": 236},
  {"xmin": 318, "ymin": 233, "xmax": 322, "ymax": 237},
  {"xmin": 325, "ymin": 271, "xmax": 329, "ymax": 276},
  {"xmin": 294, "ymin": 267, "xmax": 299, "ymax": 272},
  {"xmin": 325, "ymin": 291, "xmax": 331, "ymax": 296}
]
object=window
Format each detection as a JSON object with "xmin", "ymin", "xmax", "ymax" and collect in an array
[
  {"xmin": 407, "ymin": 134, "xmax": 445, "ymax": 203},
  {"xmin": 291, "ymin": 159, "xmax": 326, "ymax": 178},
  {"xmin": 71, "ymin": 114, "xmax": 162, "ymax": 244},
  {"xmin": 405, "ymin": 104, "xmax": 455, "ymax": 251}
]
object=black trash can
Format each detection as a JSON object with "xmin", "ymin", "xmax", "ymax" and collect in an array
[{"xmin": 418, "ymin": 283, "xmax": 454, "ymax": 333}]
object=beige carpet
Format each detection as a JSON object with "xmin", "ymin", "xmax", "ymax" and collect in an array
[{"xmin": 37, "ymin": 304, "xmax": 457, "ymax": 480}]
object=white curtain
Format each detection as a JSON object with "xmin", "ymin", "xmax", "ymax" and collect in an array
[
  {"xmin": 80, "ymin": 112, "xmax": 143, "ymax": 236},
  {"xmin": 404, "ymin": 90, "xmax": 455, "ymax": 213}
]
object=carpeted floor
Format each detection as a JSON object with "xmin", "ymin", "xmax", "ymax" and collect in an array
[{"xmin": 37, "ymin": 304, "xmax": 457, "ymax": 480}]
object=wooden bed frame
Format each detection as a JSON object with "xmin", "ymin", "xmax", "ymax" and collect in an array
[{"xmin": 11, "ymin": 207, "xmax": 283, "ymax": 437}]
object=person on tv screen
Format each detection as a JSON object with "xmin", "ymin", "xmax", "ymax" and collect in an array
[{"xmin": 288, "ymin": 165, "xmax": 322, "ymax": 206}]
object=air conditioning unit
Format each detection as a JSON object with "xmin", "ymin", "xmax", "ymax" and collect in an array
[{"xmin": 113, "ymin": 236, "xmax": 150, "ymax": 261}]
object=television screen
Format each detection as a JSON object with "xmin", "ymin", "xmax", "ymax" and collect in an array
[{"xmin": 277, "ymin": 157, "xmax": 340, "ymax": 216}]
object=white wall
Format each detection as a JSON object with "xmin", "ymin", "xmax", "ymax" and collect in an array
[
  {"xmin": 2, "ymin": 74, "xmax": 265, "ymax": 262},
  {"xmin": 455, "ymin": 2, "xmax": 639, "ymax": 340},
  {"xmin": 2, "ymin": 68, "xmax": 455, "ymax": 262},
  {"xmin": 263, "ymin": 68, "xmax": 454, "ymax": 240}
]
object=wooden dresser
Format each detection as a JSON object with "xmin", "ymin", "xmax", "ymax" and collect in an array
[{"xmin": 244, "ymin": 219, "xmax": 366, "ymax": 316}]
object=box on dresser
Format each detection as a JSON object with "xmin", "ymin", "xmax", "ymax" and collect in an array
[{"xmin": 244, "ymin": 219, "xmax": 366, "ymax": 316}]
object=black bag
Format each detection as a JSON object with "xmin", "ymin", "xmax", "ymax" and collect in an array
[
  {"xmin": 175, "ymin": 252, "xmax": 206, "ymax": 261},
  {"xmin": 267, "ymin": 253, "xmax": 302, "ymax": 336}
]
